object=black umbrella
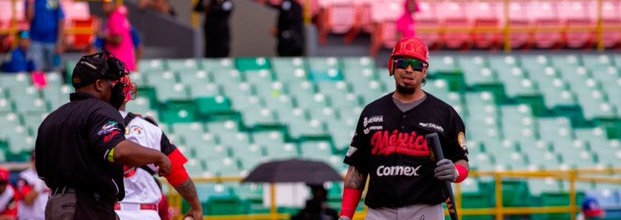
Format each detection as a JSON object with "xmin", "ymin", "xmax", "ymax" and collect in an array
[{"xmin": 242, "ymin": 158, "xmax": 343, "ymax": 184}]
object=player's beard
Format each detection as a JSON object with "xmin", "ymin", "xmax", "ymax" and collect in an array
[{"xmin": 396, "ymin": 84, "xmax": 416, "ymax": 95}]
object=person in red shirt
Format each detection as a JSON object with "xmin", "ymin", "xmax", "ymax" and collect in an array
[{"xmin": 0, "ymin": 167, "xmax": 18, "ymax": 220}]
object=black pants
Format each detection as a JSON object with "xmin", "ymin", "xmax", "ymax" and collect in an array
[{"xmin": 45, "ymin": 188, "xmax": 118, "ymax": 220}]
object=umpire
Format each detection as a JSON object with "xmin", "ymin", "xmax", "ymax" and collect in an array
[{"xmin": 35, "ymin": 52, "xmax": 172, "ymax": 220}]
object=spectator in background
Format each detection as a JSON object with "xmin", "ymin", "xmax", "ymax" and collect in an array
[
  {"xmin": 292, "ymin": 184, "xmax": 338, "ymax": 220},
  {"xmin": 265, "ymin": 0, "xmax": 304, "ymax": 57},
  {"xmin": 25, "ymin": 0, "xmax": 65, "ymax": 72},
  {"xmin": 194, "ymin": 0, "xmax": 234, "ymax": 58},
  {"xmin": 93, "ymin": 27, "xmax": 143, "ymax": 71},
  {"xmin": 138, "ymin": 0, "xmax": 176, "ymax": 17},
  {"xmin": 15, "ymin": 151, "xmax": 49, "ymax": 220},
  {"xmin": 577, "ymin": 196, "xmax": 605, "ymax": 220},
  {"xmin": 101, "ymin": 0, "xmax": 137, "ymax": 72},
  {"xmin": 396, "ymin": 0, "xmax": 419, "ymax": 39},
  {"xmin": 1, "ymin": 31, "xmax": 36, "ymax": 73},
  {"xmin": 0, "ymin": 167, "xmax": 18, "ymax": 220}
]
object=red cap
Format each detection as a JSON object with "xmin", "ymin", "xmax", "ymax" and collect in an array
[
  {"xmin": 0, "ymin": 167, "xmax": 9, "ymax": 182},
  {"xmin": 387, "ymin": 37, "xmax": 429, "ymax": 74}
]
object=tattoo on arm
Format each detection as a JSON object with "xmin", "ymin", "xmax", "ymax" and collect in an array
[
  {"xmin": 344, "ymin": 166, "xmax": 367, "ymax": 190},
  {"xmin": 174, "ymin": 179, "xmax": 201, "ymax": 209}
]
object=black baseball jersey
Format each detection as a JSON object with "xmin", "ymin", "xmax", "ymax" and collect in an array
[
  {"xmin": 343, "ymin": 92, "xmax": 469, "ymax": 208},
  {"xmin": 35, "ymin": 92, "xmax": 126, "ymax": 200}
]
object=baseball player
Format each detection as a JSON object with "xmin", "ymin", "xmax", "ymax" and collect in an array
[
  {"xmin": 338, "ymin": 37, "xmax": 470, "ymax": 220},
  {"xmin": 15, "ymin": 151, "xmax": 50, "ymax": 220},
  {"xmin": 0, "ymin": 167, "xmax": 18, "ymax": 220},
  {"xmin": 115, "ymin": 79, "xmax": 202, "ymax": 220}
]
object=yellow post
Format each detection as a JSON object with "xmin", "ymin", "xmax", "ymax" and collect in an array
[
  {"xmin": 10, "ymin": 0, "xmax": 17, "ymax": 47},
  {"xmin": 304, "ymin": 0, "xmax": 311, "ymax": 25},
  {"xmin": 569, "ymin": 170, "xmax": 577, "ymax": 220},
  {"xmin": 503, "ymin": 0, "xmax": 511, "ymax": 53},
  {"xmin": 270, "ymin": 183, "xmax": 277, "ymax": 220},
  {"xmin": 596, "ymin": 0, "xmax": 604, "ymax": 51},
  {"xmin": 192, "ymin": 0, "xmax": 200, "ymax": 29},
  {"xmin": 495, "ymin": 174, "xmax": 503, "ymax": 220},
  {"xmin": 456, "ymin": 183, "xmax": 462, "ymax": 220}
]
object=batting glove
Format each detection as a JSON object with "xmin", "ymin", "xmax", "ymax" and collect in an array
[{"xmin": 434, "ymin": 159, "xmax": 458, "ymax": 182}]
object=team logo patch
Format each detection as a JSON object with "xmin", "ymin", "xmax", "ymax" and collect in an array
[
  {"xmin": 97, "ymin": 121, "xmax": 120, "ymax": 136},
  {"xmin": 127, "ymin": 125, "xmax": 144, "ymax": 136},
  {"xmin": 457, "ymin": 132, "xmax": 467, "ymax": 150}
]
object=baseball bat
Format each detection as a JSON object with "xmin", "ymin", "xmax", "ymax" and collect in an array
[{"xmin": 425, "ymin": 132, "xmax": 459, "ymax": 220}]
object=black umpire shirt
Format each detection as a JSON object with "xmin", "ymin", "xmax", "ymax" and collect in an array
[
  {"xmin": 344, "ymin": 92, "xmax": 469, "ymax": 208},
  {"xmin": 35, "ymin": 92, "xmax": 126, "ymax": 200}
]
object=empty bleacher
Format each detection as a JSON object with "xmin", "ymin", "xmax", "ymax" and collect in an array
[{"xmin": 1, "ymin": 52, "xmax": 620, "ymax": 217}]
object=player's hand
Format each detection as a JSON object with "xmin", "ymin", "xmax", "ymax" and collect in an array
[
  {"xmin": 434, "ymin": 159, "xmax": 458, "ymax": 182},
  {"xmin": 338, "ymin": 216, "xmax": 352, "ymax": 220},
  {"xmin": 155, "ymin": 154, "xmax": 171, "ymax": 176},
  {"xmin": 184, "ymin": 207, "xmax": 203, "ymax": 220}
]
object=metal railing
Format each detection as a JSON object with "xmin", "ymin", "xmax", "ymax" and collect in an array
[{"xmin": 164, "ymin": 167, "xmax": 621, "ymax": 220}]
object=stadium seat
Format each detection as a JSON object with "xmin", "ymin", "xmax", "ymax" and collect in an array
[
  {"xmin": 559, "ymin": 1, "xmax": 595, "ymax": 49},
  {"xmin": 467, "ymin": 2, "xmax": 501, "ymax": 49},
  {"xmin": 587, "ymin": 1, "xmax": 621, "ymax": 48},
  {"xmin": 529, "ymin": 1, "xmax": 563, "ymax": 49},
  {"xmin": 442, "ymin": 2, "xmax": 472, "ymax": 49},
  {"xmin": 505, "ymin": 2, "xmax": 532, "ymax": 49},
  {"xmin": 414, "ymin": 2, "xmax": 442, "ymax": 49},
  {"xmin": 318, "ymin": 0, "xmax": 356, "ymax": 44}
]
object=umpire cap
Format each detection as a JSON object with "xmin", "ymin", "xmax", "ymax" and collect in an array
[{"xmin": 72, "ymin": 51, "xmax": 128, "ymax": 88}]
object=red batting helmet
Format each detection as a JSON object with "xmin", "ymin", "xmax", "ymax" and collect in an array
[{"xmin": 387, "ymin": 37, "xmax": 429, "ymax": 75}]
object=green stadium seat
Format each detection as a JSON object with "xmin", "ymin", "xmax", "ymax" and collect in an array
[
  {"xmin": 271, "ymin": 59, "xmax": 308, "ymax": 82},
  {"xmin": 129, "ymin": 71, "xmax": 148, "ymax": 86},
  {"xmin": 0, "ymin": 73, "xmax": 30, "ymax": 88},
  {"xmin": 582, "ymin": 54, "xmax": 613, "ymax": 70},
  {"xmin": 307, "ymin": 107, "xmax": 338, "ymax": 124},
  {"xmin": 230, "ymin": 144, "xmax": 266, "ymax": 171},
  {"xmin": 458, "ymin": 56, "xmax": 499, "ymax": 87},
  {"xmin": 22, "ymin": 112, "xmax": 47, "ymax": 136},
  {"xmin": 293, "ymin": 93, "xmax": 329, "ymax": 110},
  {"xmin": 488, "ymin": 55, "xmax": 518, "ymax": 72},
  {"xmin": 205, "ymin": 157, "xmax": 241, "ymax": 176},
  {"xmin": 243, "ymin": 69, "xmax": 275, "ymax": 87},
  {"xmin": 178, "ymin": 70, "xmax": 213, "ymax": 87},
  {"xmin": 263, "ymin": 143, "xmax": 298, "ymax": 159},
  {"xmin": 212, "ymin": 69, "xmax": 243, "ymax": 89},
  {"xmin": 201, "ymin": 58, "xmax": 235, "ymax": 72},
  {"xmin": 159, "ymin": 100, "xmax": 198, "ymax": 123},
  {"xmin": 496, "ymin": 67, "xmax": 539, "ymax": 98},
  {"xmin": 351, "ymin": 80, "xmax": 386, "ymax": 104},
  {"xmin": 500, "ymin": 105, "xmax": 537, "ymax": 141},
  {"xmin": 239, "ymin": 106, "xmax": 278, "ymax": 128},
  {"xmin": 217, "ymin": 132, "xmax": 251, "ymax": 147},
  {"xmin": 184, "ymin": 159, "xmax": 206, "ymax": 177},
  {"xmin": 428, "ymin": 55, "xmax": 460, "ymax": 74},
  {"xmin": 235, "ymin": 57, "xmax": 271, "ymax": 71},
  {"xmin": 298, "ymin": 140, "xmax": 334, "ymax": 162},
  {"xmin": 531, "ymin": 192, "xmax": 571, "ymax": 220},
  {"xmin": 342, "ymin": 68, "xmax": 377, "ymax": 88},
  {"xmin": 341, "ymin": 57, "xmax": 374, "ymax": 71},
  {"xmin": 166, "ymin": 58, "xmax": 200, "ymax": 71},
  {"xmin": 138, "ymin": 59, "xmax": 166, "ymax": 73},
  {"xmin": 537, "ymin": 117, "xmax": 573, "ymax": 142},
  {"xmin": 195, "ymin": 96, "xmax": 233, "ymax": 115}
]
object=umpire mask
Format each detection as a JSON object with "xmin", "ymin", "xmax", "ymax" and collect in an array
[{"xmin": 106, "ymin": 57, "xmax": 130, "ymax": 109}]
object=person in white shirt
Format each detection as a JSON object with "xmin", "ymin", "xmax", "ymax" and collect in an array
[
  {"xmin": 16, "ymin": 152, "xmax": 50, "ymax": 220},
  {"xmin": 115, "ymin": 78, "xmax": 202, "ymax": 220}
]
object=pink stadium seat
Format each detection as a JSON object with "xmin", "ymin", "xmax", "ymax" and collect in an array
[
  {"xmin": 467, "ymin": 2, "xmax": 501, "ymax": 49},
  {"xmin": 507, "ymin": 2, "xmax": 532, "ymax": 49},
  {"xmin": 415, "ymin": 2, "xmax": 441, "ymax": 49},
  {"xmin": 369, "ymin": 0, "xmax": 402, "ymax": 56},
  {"xmin": 318, "ymin": 0, "xmax": 356, "ymax": 44},
  {"xmin": 529, "ymin": 1, "xmax": 563, "ymax": 49},
  {"xmin": 560, "ymin": 1, "xmax": 594, "ymax": 48},
  {"xmin": 588, "ymin": 1, "xmax": 621, "ymax": 48},
  {"xmin": 344, "ymin": 0, "xmax": 373, "ymax": 44},
  {"xmin": 439, "ymin": 2, "xmax": 471, "ymax": 49},
  {"xmin": 62, "ymin": 1, "xmax": 91, "ymax": 21}
]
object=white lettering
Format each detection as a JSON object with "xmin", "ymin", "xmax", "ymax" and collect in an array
[
  {"xmin": 363, "ymin": 115, "xmax": 384, "ymax": 127},
  {"xmin": 363, "ymin": 125, "xmax": 383, "ymax": 134},
  {"xmin": 376, "ymin": 165, "xmax": 421, "ymax": 177}
]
